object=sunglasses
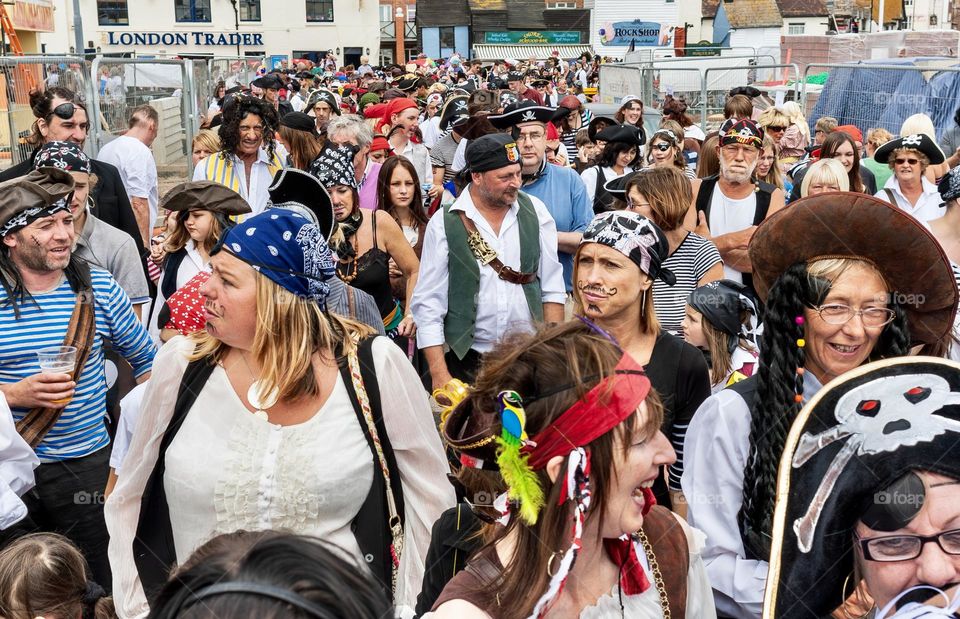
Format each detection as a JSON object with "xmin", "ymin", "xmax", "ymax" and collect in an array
[
  {"xmin": 894, "ymin": 157, "xmax": 920, "ymax": 165},
  {"xmin": 653, "ymin": 143, "xmax": 672, "ymax": 152},
  {"xmin": 766, "ymin": 125, "xmax": 786, "ymax": 132}
]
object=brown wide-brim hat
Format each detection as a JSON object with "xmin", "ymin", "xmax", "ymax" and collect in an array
[
  {"xmin": 160, "ymin": 181, "xmax": 252, "ymax": 216},
  {"xmin": 749, "ymin": 192, "xmax": 957, "ymax": 345},
  {"xmin": 0, "ymin": 167, "xmax": 75, "ymax": 231}
]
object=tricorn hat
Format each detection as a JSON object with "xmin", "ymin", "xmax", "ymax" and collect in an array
[
  {"xmin": 874, "ymin": 133, "xmax": 946, "ymax": 165},
  {"xmin": 764, "ymin": 356, "xmax": 960, "ymax": 619},
  {"xmin": 594, "ymin": 124, "xmax": 644, "ymax": 146},
  {"xmin": 0, "ymin": 168, "xmax": 75, "ymax": 237},
  {"xmin": 748, "ymin": 192, "xmax": 958, "ymax": 345},
  {"xmin": 588, "ymin": 115, "xmax": 618, "ymax": 142},
  {"xmin": 488, "ymin": 100, "xmax": 557, "ymax": 129},
  {"xmin": 266, "ymin": 168, "xmax": 335, "ymax": 240},
  {"xmin": 160, "ymin": 181, "xmax": 252, "ymax": 217},
  {"xmin": 438, "ymin": 94, "xmax": 469, "ymax": 132}
]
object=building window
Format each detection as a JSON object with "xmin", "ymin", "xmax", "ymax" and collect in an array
[
  {"xmin": 440, "ymin": 26, "xmax": 455, "ymax": 48},
  {"xmin": 306, "ymin": 0, "xmax": 334, "ymax": 22},
  {"xmin": 547, "ymin": 1, "xmax": 574, "ymax": 7},
  {"xmin": 98, "ymin": 0, "xmax": 129, "ymax": 25},
  {"xmin": 380, "ymin": 4, "xmax": 392, "ymax": 22},
  {"xmin": 175, "ymin": 0, "xmax": 211, "ymax": 22},
  {"xmin": 788, "ymin": 22, "xmax": 805, "ymax": 34},
  {"xmin": 239, "ymin": 0, "xmax": 261, "ymax": 21}
]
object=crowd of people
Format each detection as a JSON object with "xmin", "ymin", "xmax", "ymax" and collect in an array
[{"xmin": 1, "ymin": 52, "xmax": 960, "ymax": 619}]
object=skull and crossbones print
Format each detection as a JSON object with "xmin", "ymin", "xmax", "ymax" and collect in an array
[{"xmin": 790, "ymin": 373, "xmax": 960, "ymax": 552}]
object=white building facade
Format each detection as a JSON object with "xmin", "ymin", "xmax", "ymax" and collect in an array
[{"xmin": 40, "ymin": 0, "xmax": 380, "ymax": 66}]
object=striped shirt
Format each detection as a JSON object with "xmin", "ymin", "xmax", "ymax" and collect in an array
[
  {"xmin": 0, "ymin": 268, "xmax": 156, "ymax": 462},
  {"xmin": 653, "ymin": 233, "xmax": 722, "ymax": 335},
  {"xmin": 193, "ymin": 149, "xmax": 284, "ymax": 217}
]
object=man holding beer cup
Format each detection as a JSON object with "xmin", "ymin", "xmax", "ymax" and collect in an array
[{"xmin": 0, "ymin": 167, "xmax": 155, "ymax": 590}]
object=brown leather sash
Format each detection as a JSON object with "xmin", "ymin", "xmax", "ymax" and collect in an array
[
  {"xmin": 16, "ymin": 289, "xmax": 96, "ymax": 448},
  {"xmin": 643, "ymin": 505, "xmax": 690, "ymax": 618},
  {"xmin": 456, "ymin": 211, "xmax": 538, "ymax": 285}
]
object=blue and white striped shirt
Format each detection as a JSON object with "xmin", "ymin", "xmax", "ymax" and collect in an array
[{"xmin": 0, "ymin": 267, "xmax": 156, "ymax": 462}]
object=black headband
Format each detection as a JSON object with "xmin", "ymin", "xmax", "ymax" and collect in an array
[{"xmin": 180, "ymin": 582, "xmax": 339, "ymax": 618}]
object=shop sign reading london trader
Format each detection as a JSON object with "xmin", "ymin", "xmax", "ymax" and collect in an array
[{"xmin": 106, "ymin": 32, "xmax": 265, "ymax": 47}]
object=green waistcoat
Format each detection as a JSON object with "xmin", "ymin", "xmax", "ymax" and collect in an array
[{"xmin": 443, "ymin": 192, "xmax": 543, "ymax": 359}]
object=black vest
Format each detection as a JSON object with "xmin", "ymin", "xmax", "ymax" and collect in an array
[
  {"xmin": 695, "ymin": 175, "xmax": 775, "ymax": 295},
  {"xmin": 133, "ymin": 337, "xmax": 404, "ymax": 603}
]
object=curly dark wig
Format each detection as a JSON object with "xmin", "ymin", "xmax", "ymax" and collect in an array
[
  {"xmin": 217, "ymin": 96, "xmax": 278, "ymax": 161},
  {"xmin": 738, "ymin": 260, "xmax": 911, "ymax": 560}
]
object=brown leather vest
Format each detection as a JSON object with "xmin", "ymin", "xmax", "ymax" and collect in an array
[{"xmin": 431, "ymin": 505, "xmax": 690, "ymax": 617}]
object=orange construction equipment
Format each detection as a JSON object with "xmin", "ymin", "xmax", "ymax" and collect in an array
[{"xmin": 0, "ymin": 4, "xmax": 37, "ymax": 92}]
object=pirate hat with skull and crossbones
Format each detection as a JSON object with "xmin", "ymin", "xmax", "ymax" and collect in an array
[
  {"xmin": 488, "ymin": 100, "xmax": 563, "ymax": 130},
  {"xmin": 763, "ymin": 356, "xmax": 960, "ymax": 619}
]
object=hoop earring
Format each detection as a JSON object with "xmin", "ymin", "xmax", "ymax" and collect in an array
[
  {"xmin": 840, "ymin": 573, "xmax": 871, "ymax": 619},
  {"xmin": 546, "ymin": 550, "xmax": 562, "ymax": 577}
]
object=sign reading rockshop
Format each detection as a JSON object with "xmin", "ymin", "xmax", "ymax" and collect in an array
[
  {"xmin": 598, "ymin": 20, "xmax": 668, "ymax": 47},
  {"xmin": 106, "ymin": 31, "xmax": 265, "ymax": 47}
]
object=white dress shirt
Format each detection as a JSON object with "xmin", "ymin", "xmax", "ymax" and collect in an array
[
  {"xmin": 875, "ymin": 175, "xmax": 945, "ymax": 223},
  {"xmin": 0, "ymin": 392, "xmax": 39, "ymax": 530},
  {"xmin": 681, "ymin": 371, "xmax": 822, "ymax": 619},
  {"xmin": 411, "ymin": 187, "xmax": 566, "ymax": 353},
  {"xmin": 394, "ymin": 140, "xmax": 434, "ymax": 188}
]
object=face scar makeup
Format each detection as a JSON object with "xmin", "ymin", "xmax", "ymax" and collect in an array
[{"xmin": 30, "ymin": 234, "xmax": 42, "ymax": 248}]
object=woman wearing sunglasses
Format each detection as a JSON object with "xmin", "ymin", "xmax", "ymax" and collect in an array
[
  {"xmin": 873, "ymin": 133, "xmax": 948, "ymax": 223},
  {"xmin": 645, "ymin": 124, "xmax": 697, "ymax": 180},
  {"xmin": 764, "ymin": 357, "xmax": 960, "ymax": 619}
]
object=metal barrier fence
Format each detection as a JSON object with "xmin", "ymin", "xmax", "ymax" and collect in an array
[
  {"xmin": 0, "ymin": 55, "xmax": 96, "ymax": 171},
  {"xmin": 801, "ymin": 62, "xmax": 960, "ymax": 140},
  {"xmin": 91, "ymin": 57, "xmax": 196, "ymax": 181},
  {"xmin": 601, "ymin": 60, "xmax": 801, "ymax": 131}
]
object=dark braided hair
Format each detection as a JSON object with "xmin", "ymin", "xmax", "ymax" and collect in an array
[
  {"xmin": 738, "ymin": 260, "xmax": 911, "ymax": 559},
  {"xmin": 217, "ymin": 96, "xmax": 278, "ymax": 162}
]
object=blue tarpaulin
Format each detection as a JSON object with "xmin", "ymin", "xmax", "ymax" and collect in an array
[{"xmin": 809, "ymin": 58, "xmax": 960, "ymax": 138}]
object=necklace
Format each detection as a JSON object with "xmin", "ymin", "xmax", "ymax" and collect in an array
[
  {"xmin": 230, "ymin": 351, "xmax": 279, "ymax": 421},
  {"xmin": 336, "ymin": 234, "xmax": 361, "ymax": 283}
]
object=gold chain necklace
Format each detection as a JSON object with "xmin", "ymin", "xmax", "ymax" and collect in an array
[{"xmin": 634, "ymin": 528, "xmax": 671, "ymax": 619}]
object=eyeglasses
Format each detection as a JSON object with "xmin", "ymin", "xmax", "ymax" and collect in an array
[
  {"xmin": 767, "ymin": 125, "xmax": 786, "ymax": 132},
  {"xmin": 894, "ymin": 157, "xmax": 920, "ymax": 166},
  {"xmin": 857, "ymin": 528, "xmax": 960, "ymax": 562},
  {"xmin": 626, "ymin": 198, "xmax": 652, "ymax": 210},
  {"xmin": 814, "ymin": 303, "xmax": 896, "ymax": 327},
  {"xmin": 652, "ymin": 142, "xmax": 672, "ymax": 152},
  {"xmin": 515, "ymin": 132, "xmax": 545, "ymax": 143}
]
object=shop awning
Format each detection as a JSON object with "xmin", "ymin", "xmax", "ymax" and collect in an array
[{"xmin": 472, "ymin": 44, "xmax": 593, "ymax": 61}]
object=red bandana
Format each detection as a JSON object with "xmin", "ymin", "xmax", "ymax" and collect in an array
[{"xmin": 524, "ymin": 354, "xmax": 650, "ymax": 470}]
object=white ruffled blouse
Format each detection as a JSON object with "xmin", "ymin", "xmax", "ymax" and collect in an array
[{"xmin": 106, "ymin": 335, "xmax": 456, "ymax": 618}]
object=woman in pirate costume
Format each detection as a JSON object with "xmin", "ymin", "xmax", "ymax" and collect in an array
[
  {"xmin": 681, "ymin": 192, "xmax": 958, "ymax": 618},
  {"xmin": 429, "ymin": 319, "xmax": 716, "ymax": 618},
  {"xmin": 764, "ymin": 357, "xmax": 960, "ymax": 618},
  {"xmin": 105, "ymin": 207, "xmax": 453, "ymax": 617}
]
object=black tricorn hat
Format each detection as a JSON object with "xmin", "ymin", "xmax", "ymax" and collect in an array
[
  {"xmin": 252, "ymin": 73, "xmax": 284, "ymax": 90},
  {"xmin": 265, "ymin": 168, "xmax": 335, "ymax": 240},
  {"xmin": 764, "ymin": 357, "xmax": 960, "ymax": 619},
  {"xmin": 488, "ymin": 100, "xmax": 557, "ymax": 129},
  {"xmin": 874, "ymin": 133, "xmax": 946, "ymax": 165}
]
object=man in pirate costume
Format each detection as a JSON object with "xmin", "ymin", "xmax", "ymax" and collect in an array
[
  {"xmin": 0, "ymin": 168, "xmax": 156, "ymax": 589},
  {"xmin": 489, "ymin": 100, "xmax": 592, "ymax": 295},
  {"xmin": 251, "ymin": 73, "xmax": 293, "ymax": 119},
  {"xmin": 693, "ymin": 118, "xmax": 786, "ymax": 297},
  {"xmin": 410, "ymin": 133, "xmax": 566, "ymax": 390},
  {"xmin": 764, "ymin": 357, "xmax": 960, "ymax": 618}
]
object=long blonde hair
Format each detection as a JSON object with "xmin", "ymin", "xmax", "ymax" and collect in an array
[
  {"xmin": 781, "ymin": 101, "xmax": 810, "ymax": 142},
  {"xmin": 163, "ymin": 211, "xmax": 226, "ymax": 254},
  {"xmin": 189, "ymin": 274, "xmax": 374, "ymax": 402}
]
